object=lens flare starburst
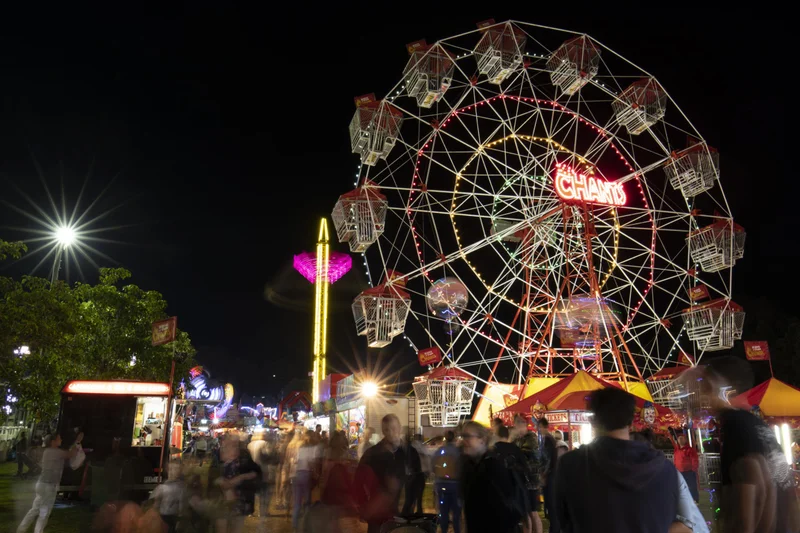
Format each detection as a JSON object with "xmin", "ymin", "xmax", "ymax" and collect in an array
[{"xmin": 1, "ymin": 160, "xmax": 128, "ymax": 283}]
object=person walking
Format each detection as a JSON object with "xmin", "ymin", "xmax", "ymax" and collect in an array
[
  {"xmin": 698, "ymin": 356, "xmax": 800, "ymax": 533},
  {"xmin": 357, "ymin": 427, "xmax": 375, "ymax": 460},
  {"xmin": 632, "ymin": 431, "xmax": 709, "ymax": 533},
  {"xmin": 292, "ymin": 430, "xmax": 317, "ymax": 530},
  {"xmin": 538, "ymin": 418, "xmax": 560, "ymax": 533},
  {"xmin": 432, "ymin": 430, "xmax": 462, "ymax": 533},
  {"xmin": 460, "ymin": 421, "xmax": 530, "ymax": 533},
  {"xmin": 401, "ymin": 435, "xmax": 425, "ymax": 515},
  {"xmin": 15, "ymin": 431, "xmax": 38, "ymax": 478},
  {"xmin": 671, "ymin": 433, "xmax": 700, "ymax": 503},
  {"xmin": 555, "ymin": 388, "xmax": 685, "ymax": 533},
  {"xmin": 353, "ymin": 414, "xmax": 408, "ymax": 533},
  {"xmin": 151, "ymin": 462, "xmax": 185, "ymax": 533},
  {"xmin": 16, "ymin": 433, "xmax": 84, "ymax": 533},
  {"xmin": 512, "ymin": 416, "xmax": 544, "ymax": 533},
  {"xmin": 215, "ymin": 435, "xmax": 258, "ymax": 533}
]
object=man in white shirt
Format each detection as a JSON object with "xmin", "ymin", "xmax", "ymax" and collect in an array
[{"xmin": 17, "ymin": 433, "xmax": 83, "ymax": 533}]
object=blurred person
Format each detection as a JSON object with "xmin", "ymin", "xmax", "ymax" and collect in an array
[
  {"xmin": 672, "ymin": 432, "xmax": 700, "ymax": 503},
  {"xmin": 16, "ymin": 432, "xmax": 85, "ymax": 533},
  {"xmin": 214, "ymin": 435, "xmax": 258, "ymax": 533},
  {"xmin": 489, "ymin": 417, "xmax": 504, "ymax": 447},
  {"xmin": 511, "ymin": 415, "xmax": 544, "ymax": 533},
  {"xmin": 699, "ymin": 356, "xmax": 800, "ymax": 532},
  {"xmin": 15, "ymin": 431, "xmax": 38, "ymax": 478},
  {"xmin": 354, "ymin": 414, "xmax": 409, "ymax": 533},
  {"xmin": 150, "ymin": 462, "xmax": 184, "ymax": 533},
  {"xmin": 247, "ymin": 432, "xmax": 268, "ymax": 517},
  {"xmin": 320, "ymin": 430, "xmax": 329, "ymax": 447},
  {"xmin": 433, "ymin": 430, "xmax": 462, "ymax": 533},
  {"xmin": 400, "ymin": 434, "xmax": 425, "ymax": 515},
  {"xmin": 461, "ymin": 421, "xmax": 531, "ymax": 533},
  {"xmin": 412, "ymin": 433, "xmax": 432, "ymax": 479},
  {"xmin": 538, "ymin": 418, "xmax": 560, "ymax": 533},
  {"xmin": 263, "ymin": 433, "xmax": 282, "ymax": 516},
  {"xmin": 91, "ymin": 500, "xmax": 144, "ymax": 533},
  {"xmin": 186, "ymin": 473, "xmax": 212, "ymax": 533},
  {"xmin": 305, "ymin": 430, "xmax": 356, "ymax": 533},
  {"xmin": 632, "ymin": 431, "xmax": 709, "ymax": 533},
  {"xmin": 555, "ymin": 388, "xmax": 686, "ymax": 533},
  {"xmin": 278, "ymin": 430, "xmax": 302, "ymax": 510},
  {"xmin": 358, "ymin": 427, "xmax": 375, "ymax": 460},
  {"xmin": 553, "ymin": 429, "xmax": 569, "ymax": 455},
  {"xmin": 793, "ymin": 441, "xmax": 800, "ymax": 470},
  {"xmin": 195, "ymin": 434, "xmax": 208, "ymax": 465},
  {"xmin": 293, "ymin": 430, "xmax": 317, "ymax": 529}
]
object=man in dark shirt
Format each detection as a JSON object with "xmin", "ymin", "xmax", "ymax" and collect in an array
[
  {"xmin": 354, "ymin": 414, "xmax": 411, "ymax": 533},
  {"xmin": 555, "ymin": 388, "xmax": 682, "ymax": 533},
  {"xmin": 700, "ymin": 356, "xmax": 799, "ymax": 533},
  {"xmin": 539, "ymin": 418, "xmax": 560, "ymax": 533},
  {"xmin": 461, "ymin": 422, "xmax": 530, "ymax": 533}
]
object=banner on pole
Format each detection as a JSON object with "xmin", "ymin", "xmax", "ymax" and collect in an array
[
  {"xmin": 688, "ymin": 284, "xmax": 709, "ymax": 301},
  {"xmin": 744, "ymin": 341, "xmax": 770, "ymax": 361},
  {"xmin": 418, "ymin": 346, "xmax": 443, "ymax": 366},
  {"xmin": 152, "ymin": 317, "xmax": 177, "ymax": 346}
]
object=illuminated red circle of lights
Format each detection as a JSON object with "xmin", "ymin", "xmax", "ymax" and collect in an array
[{"xmin": 406, "ymin": 94, "xmax": 656, "ymax": 337}]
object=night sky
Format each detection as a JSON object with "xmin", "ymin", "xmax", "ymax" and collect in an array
[{"xmin": 0, "ymin": 5, "xmax": 790, "ymax": 397}]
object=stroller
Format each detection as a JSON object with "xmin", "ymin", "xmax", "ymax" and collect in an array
[{"xmin": 380, "ymin": 513, "xmax": 438, "ymax": 533}]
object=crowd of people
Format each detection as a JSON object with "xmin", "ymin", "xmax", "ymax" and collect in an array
[{"xmin": 11, "ymin": 356, "xmax": 800, "ymax": 532}]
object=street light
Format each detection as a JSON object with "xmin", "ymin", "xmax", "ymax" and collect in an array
[
  {"xmin": 50, "ymin": 226, "xmax": 78, "ymax": 284},
  {"xmin": 361, "ymin": 381, "xmax": 379, "ymax": 398},
  {"xmin": 55, "ymin": 226, "xmax": 76, "ymax": 247}
]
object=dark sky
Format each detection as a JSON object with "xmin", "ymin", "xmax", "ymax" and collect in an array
[{"xmin": 0, "ymin": 5, "xmax": 790, "ymax": 397}]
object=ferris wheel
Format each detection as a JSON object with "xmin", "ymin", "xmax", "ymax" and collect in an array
[{"xmin": 332, "ymin": 20, "xmax": 745, "ymax": 394}]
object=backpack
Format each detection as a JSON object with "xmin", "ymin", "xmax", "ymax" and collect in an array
[
  {"xmin": 514, "ymin": 432, "xmax": 545, "ymax": 490},
  {"xmin": 486, "ymin": 449, "xmax": 530, "ymax": 529}
]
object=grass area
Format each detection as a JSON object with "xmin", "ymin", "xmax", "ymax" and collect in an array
[{"xmin": 0, "ymin": 461, "xmax": 94, "ymax": 533}]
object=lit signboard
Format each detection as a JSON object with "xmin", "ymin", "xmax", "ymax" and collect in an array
[
  {"xmin": 62, "ymin": 380, "xmax": 170, "ymax": 396},
  {"xmin": 554, "ymin": 163, "xmax": 626, "ymax": 206}
]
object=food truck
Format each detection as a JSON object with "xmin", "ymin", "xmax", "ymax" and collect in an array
[{"xmin": 57, "ymin": 380, "xmax": 171, "ymax": 501}]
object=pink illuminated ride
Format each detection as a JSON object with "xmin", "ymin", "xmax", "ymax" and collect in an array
[
  {"xmin": 331, "ymin": 21, "xmax": 743, "ymax": 413},
  {"xmin": 294, "ymin": 218, "xmax": 352, "ymax": 403}
]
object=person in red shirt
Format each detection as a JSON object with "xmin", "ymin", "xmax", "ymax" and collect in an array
[{"xmin": 673, "ymin": 434, "xmax": 699, "ymax": 502}]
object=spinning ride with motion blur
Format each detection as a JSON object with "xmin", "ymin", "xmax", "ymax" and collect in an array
[{"xmin": 332, "ymin": 20, "xmax": 744, "ymax": 425}]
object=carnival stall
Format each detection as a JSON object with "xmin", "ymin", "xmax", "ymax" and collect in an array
[{"xmin": 499, "ymin": 370, "xmax": 677, "ymax": 448}]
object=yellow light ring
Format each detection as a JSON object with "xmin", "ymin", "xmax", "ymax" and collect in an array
[{"xmin": 450, "ymin": 134, "xmax": 620, "ymax": 313}]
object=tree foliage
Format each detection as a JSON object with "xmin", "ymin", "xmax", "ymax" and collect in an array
[
  {"xmin": 0, "ymin": 240, "xmax": 27, "ymax": 262},
  {"xmin": 0, "ymin": 245, "xmax": 195, "ymax": 421}
]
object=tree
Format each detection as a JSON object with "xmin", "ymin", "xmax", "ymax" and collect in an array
[
  {"xmin": 71, "ymin": 268, "xmax": 195, "ymax": 382},
  {"xmin": 0, "ymin": 247, "xmax": 196, "ymax": 421},
  {"xmin": 0, "ymin": 239, "xmax": 27, "ymax": 261}
]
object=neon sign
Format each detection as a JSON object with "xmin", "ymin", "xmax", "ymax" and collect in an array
[
  {"xmin": 554, "ymin": 163, "xmax": 626, "ymax": 206},
  {"xmin": 62, "ymin": 380, "xmax": 170, "ymax": 396}
]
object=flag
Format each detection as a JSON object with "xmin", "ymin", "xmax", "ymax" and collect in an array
[
  {"xmin": 688, "ymin": 284, "xmax": 709, "ymax": 301},
  {"xmin": 744, "ymin": 341, "xmax": 770, "ymax": 361},
  {"xmin": 152, "ymin": 317, "xmax": 177, "ymax": 346},
  {"xmin": 679, "ymin": 351, "xmax": 694, "ymax": 365},
  {"xmin": 418, "ymin": 346, "xmax": 443, "ymax": 366}
]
